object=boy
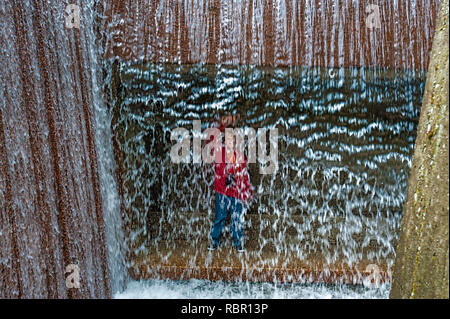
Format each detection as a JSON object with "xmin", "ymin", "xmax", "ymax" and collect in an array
[{"xmin": 208, "ymin": 114, "xmax": 253, "ymax": 252}]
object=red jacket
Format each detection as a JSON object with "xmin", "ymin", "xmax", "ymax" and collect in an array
[
  {"xmin": 209, "ymin": 122, "xmax": 254, "ymax": 203},
  {"xmin": 214, "ymin": 147, "xmax": 253, "ymax": 202}
]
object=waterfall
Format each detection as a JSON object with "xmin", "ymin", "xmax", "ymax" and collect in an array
[
  {"xmin": 103, "ymin": 0, "xmax": 438, "ymax": 298},
  {"xmin": 82, "ymin": 1, "xmax": 128, "ymax": 295},
  {"xmin": 111, "ymin": 63, "xmax": 425, "ymax": 294},
  {"xmin": 0, "ymin": 0, "xmax": 441, "ymax": 299},
  {"xmin": 0, "ymin": 0, "xmax": 126, "ymax": 298}
]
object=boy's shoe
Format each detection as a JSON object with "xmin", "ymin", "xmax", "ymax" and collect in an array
[{"xmin": 208, "ymin": 243, "xmax": 219, "ymax": 251}]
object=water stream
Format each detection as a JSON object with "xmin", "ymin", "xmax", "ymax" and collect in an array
[
  {"xmin": 0, "ymin": 0, "xmax": 438, "ymax": 299},
  {"xmin": 110, "ymin": 63, "xmax": 425, "ymax": 298},
  {"xmin": 99, "ymin": 0, "xmax": 438, "ymax": 298}
]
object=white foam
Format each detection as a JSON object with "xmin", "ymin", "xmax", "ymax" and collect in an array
[{"xmin": 114, "ymin": 279, "xmax": 389, "ymax": 299}]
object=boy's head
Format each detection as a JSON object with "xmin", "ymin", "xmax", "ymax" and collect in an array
[{"xmin": 220, "ymin": 113, "xmax": 240, "ymax": 128}]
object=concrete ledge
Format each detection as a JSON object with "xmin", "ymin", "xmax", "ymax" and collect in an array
[{"xmin": 130, "ymin": 241, "xmax": 390, "ymax": 285}]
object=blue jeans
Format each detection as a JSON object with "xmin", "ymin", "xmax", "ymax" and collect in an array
[{"xmin": 210, "ymin": 193, "xmax": 244, "ymax": 248}]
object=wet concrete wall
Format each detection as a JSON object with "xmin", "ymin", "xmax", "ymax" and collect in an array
[
  {"xmin": 0, "ymin": 1, "xmax": 110, "ymax": 298},
  {"xmin": 390, "ymin": 0, "xmax": 449, "ymax": 299},
  {"xmin": 103, "ymin": 0, "xmax": 440, "ymax": 70}
]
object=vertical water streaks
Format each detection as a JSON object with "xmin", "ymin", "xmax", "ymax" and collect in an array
[
  {"xmin": 91, "ymin": 2, "xmax": 129, "ymax": 294},
  {"xmin": 0, "ymin": 0, "xmax": 440, "ymax": 298},
  {"xmin": 103, "ymin": 0, "xmax": 440, "ymax": 70},
  {"xmin": 0, "ymin": 0, "xmax": 124, "ymax": 298},
  {"xmin": 0, "ymin": 106, "xmax": 22, "ymax": 298}
]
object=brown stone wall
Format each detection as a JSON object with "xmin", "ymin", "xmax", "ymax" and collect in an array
[
  {"xmin": 0, "ymin": 1, "xmax": 110, "ymax": 298},
  {"xmin": 390, "ymin": 0, "xmax": 449, "ymax": 299},
  {"xmin": 103, "ymin": 0, "xmax": 440, "ymax": 70}
]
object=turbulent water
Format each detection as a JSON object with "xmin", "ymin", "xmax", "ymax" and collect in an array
[
  {"xmin": 111, "ymin": 62, "xmax": 425, "ymax": 293},
  {"xmin": 115, "ymin": 279, "xmax": 389, "ymax": 299}
]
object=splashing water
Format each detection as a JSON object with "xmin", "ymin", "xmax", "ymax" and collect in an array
[
  {"xmin": 110, "ymin": 63, "xmax": 425, "ymax": 298},
  {"xmin": 115, "ymin": 279, "xmax": 389, "ymax": 299}
]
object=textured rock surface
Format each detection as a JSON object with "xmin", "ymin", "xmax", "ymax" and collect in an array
[{"xmin": 390, "ymin": 0, "xmax": 449, "ymax": 299}]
